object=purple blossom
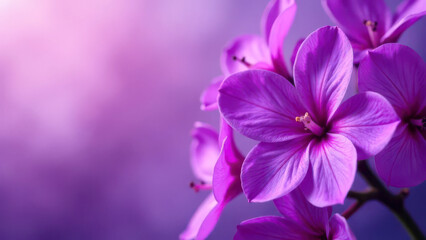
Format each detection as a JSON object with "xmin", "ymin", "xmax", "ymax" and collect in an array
[
  {"xmin": 201, "ymin": 0, "xmax": 302, "ymax": 111},
  {"xmin": 180, "ymin": 120, "xmax": 244, "ymax": 240},
  {"xmin": 234, "ymin": 189, "xmax": 355, "ymax": 240},
  {"xmin": 358, "ymin": 43, "xmax": 426, "ymax": 187},
  {"xmin": 222, "ymin": 0, "xmax": 297, "ymax": 78},
  {"xmin": 218, "ymin": 26, "xmax": 400, "ymax": 207},
  {"xmin": 322, "ymin": 0, "xmax": 426, "ymax": 63}
]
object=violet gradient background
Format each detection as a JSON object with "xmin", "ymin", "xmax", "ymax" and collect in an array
[{"xmin": 0, "ymin": 0, "xmax": 424, "ymax": 239}]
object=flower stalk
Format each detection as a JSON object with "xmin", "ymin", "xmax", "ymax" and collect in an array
[{"xmin": 346, "ymin": 160, "xmax": 425, "ymax": 240}]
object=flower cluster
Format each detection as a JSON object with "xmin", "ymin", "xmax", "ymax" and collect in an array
[{"xmin": 182, "ymin": 0, "xmax": 425, "ymax": 239}]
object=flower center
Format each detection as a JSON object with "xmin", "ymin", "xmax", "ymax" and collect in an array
[
  {"xmin": 190, "ymin": 181, "xmax": 212, "ymax": 192},
  {"xmin": 232, "ymin": 55, "xmax": 252, "ymax": 68},
  {"xmin": 363, "ymin": 20, "xmax": 379, "ymax": 48},
  {"xmin": 295, "ymin": 112, "xmax": 324, "ymax": 136},
  {"xmin": 410, "ymin": 117, "xmax": 425, "ymax": 130}
]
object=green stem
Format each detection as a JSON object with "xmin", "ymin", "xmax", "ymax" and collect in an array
[{"xmin": 349, "ymin": 161, "xmax": 425, "ymax": 240}]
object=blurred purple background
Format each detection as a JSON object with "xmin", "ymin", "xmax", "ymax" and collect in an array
[{"xmin": 0, "ymin": 0, "xmax": 424, "ymax": 239}]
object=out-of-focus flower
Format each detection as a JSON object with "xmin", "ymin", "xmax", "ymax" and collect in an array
[
  {"xmin": 358, "ymin": 43, "xmax": 426, "ymax": 187},
  {"xmin": 234, "ymin": 189, "xmax": 356, "ymax": 240},
  {"xmin": 322, "ymin": 0, "xmax": 426, "ymax": 63},
  {"xmin": 218, "ymin": 26, "xmax": 399, "ymax": 207},
  {"xmin": 222, "ymin": 0, "xmax": 297, "ymax": 78},
  {"xmin": 180, "ymin": 120, "xmax": 244, "ymax": 240},
  {"xmin": 201, "ymin": 0, "xmax": 302, "ymax": 111}
]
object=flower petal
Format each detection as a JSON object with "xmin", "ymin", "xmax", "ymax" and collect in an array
[
  {"xmin": 261, "ymin": 0, "xmax": 294, "ymax": 43},
  {"xmin": 220, "ymin": 35, "xmax": 272, "ymax": 76},
  {"xmin": 294, "ymin": 26, "xmax": 353, "ymax": 125},
  {"xmin": 353, "ymin": 49, "xmax": 369, "ymax": 64},
  {"xmin": 274, "ymin": 189, "xmax": 331, "ymax": 235},
  {"xmin": 218, "ymin": 70, "xmax": 309, "ymax": 143},
  {"xmin": 322, "ymin": 0, "xmax": 391, "ymax": 50},
  {"xmin": 212, "ymin": 138, "xmax": 242, "ymax": 203},
  {"xmin": 212, "ymin": 120, "xmax": 244, "ymax": 203},
  {"xmin": 381, "ymin": 0, "xmax": 426, "ymax": 43},
  {"xmin": 330, "ymin": 92, "xmax": 400, "ymax": 160},
  {"xmin": 218, "ymin": 118, "xmax": 245, "ymax": 163},
  {"xmin": 200, "ymin": 76, "xmax": 223, "ymax": 111},
  {"xmin": 358, "ymin": 43, "xmax": 426, "ymax": 118},
  {"xmin": 393, "ymin": 0, "xmax": 426, "ymax": 20},
  {"xmin": 375, "ymin": 124, "xmax": 426, "ymax": 187},
  {"xmin": 300, "ymin": 133, "xmax": 357, "ymax": 207},
  {"xmin": 266, "ymin": 0, "xmax": 297, "ymax": 79},
  {"xmin": 328, "ymin": 214, "xmax": 356, "ymax": 240},
  {"xmin": 241, "ymin": 136, "xmax": 311, "ymax": 202},
  {"xmin": 190, "ymin": 122, "xmax": 220, "ymax": 183},
  {"xmin": 234, "ymin": 216, "xmax": 312, "ymax": 240},
  {"xmin": 180, "ymin": 193, "xmax": 221, "ymax": 240},
  {"xmin": 196, "ymin": 200, "xmax": 225, "ymax": 240},
  {"xmin": 290, "ymin": 38, "xmax": 305, "ymax": 68}
]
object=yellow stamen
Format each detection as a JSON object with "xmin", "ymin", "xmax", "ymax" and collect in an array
[{"xmin": 295, "ymin": 112, "xmax": 324, "ymax": 136}]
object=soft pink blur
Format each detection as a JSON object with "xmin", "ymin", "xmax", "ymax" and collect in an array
[{"xmin": 0, "ymin": 0, "xmax": 424, "ymax": 239}]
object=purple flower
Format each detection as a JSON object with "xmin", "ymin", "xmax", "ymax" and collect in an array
[
  {"xmin": 201, "ymin": 0, "xmax": 301, "ymax": 111},
  {"xmin": 180, "ymin": 120, "xmax": 244, "ymax": 240},
  {"xmin": 222, "ymin": 0, "xmax": 297, "ymax": 79},
  {"xmin": 234, "ymin": 189, "xmax": 356, "ymax": 240},
  {"xmin": 358, "ymin": 43, "xmax": 426, "ymax": 187},
  {"xmin": 218, "ymin": 26, "xmax": 400, "ymax": 207},
  {"xmin": 322, "ymin": 0, "xmax": 426, "ymax": 63}
]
